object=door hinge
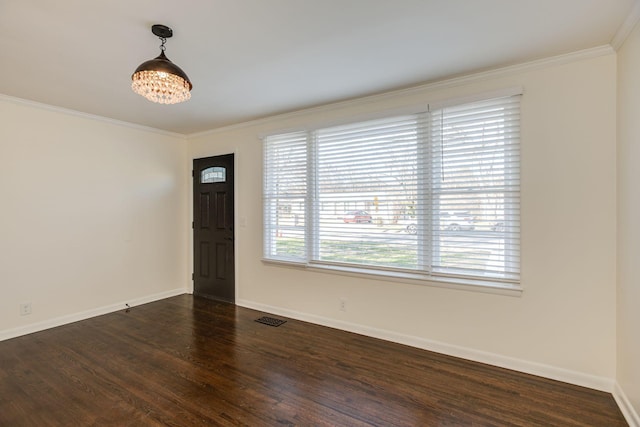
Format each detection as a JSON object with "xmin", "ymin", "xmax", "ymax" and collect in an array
[
  {"xmin": 192, "ymin": 273, "xmax": 194, "ymax": 281},
  {"xmin": 192, "ymin": 221, "xmax": 194, "ymax": 229},
  {"xmin": 192, "ymin": 170, "xmax": 194, "ymax": 177}
]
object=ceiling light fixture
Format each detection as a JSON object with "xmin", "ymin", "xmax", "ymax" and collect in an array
[{"xmin": 131, "ymin": 24, "xmax": 192, "ymax": 104}]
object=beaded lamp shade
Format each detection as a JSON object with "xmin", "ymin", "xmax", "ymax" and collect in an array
[{"xmin": 131, "ymin": 25, "xmax": 192, "ymax": 104}]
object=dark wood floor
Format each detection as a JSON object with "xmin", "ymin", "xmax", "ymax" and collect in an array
[{"xmin": 0, "ymin": 295, "xmax": 627, "ymax": 426}]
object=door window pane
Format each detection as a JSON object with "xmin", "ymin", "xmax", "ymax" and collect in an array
[{"xmin": 201, "ymin": 167, "xmax": 226, "ymax": 183}]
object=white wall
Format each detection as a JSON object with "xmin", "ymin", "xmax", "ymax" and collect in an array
[
  {"xmin": 189, "ymin": 51, "xmax": 618, "ymax": 389},
  {"xmin": 0, "ymin": 98, "xmax": 189, "ymax": 337},
  {"xmin": 617, "ymin": 20, "xmax": 640, "ymax": 423},
  {"xmin": 0, "ymin": 44, "xmax": 622, "ymax": 404}
]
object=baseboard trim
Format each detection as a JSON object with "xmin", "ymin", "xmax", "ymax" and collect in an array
[
  {"xmin": 0, "ymin": 288, "xmax": 187, "ymax": 342},
  {"xmin": 237, "ymin": 299, "xmax": 614, "ymax": 393},
  {"xmin": 614, "ymin": 382, "xmax": 640, "ymax": 427}
]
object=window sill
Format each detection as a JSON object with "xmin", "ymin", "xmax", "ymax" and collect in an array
[{"xmin": 261, "ymin": 258, "xmax": 523, "ymax": 297}]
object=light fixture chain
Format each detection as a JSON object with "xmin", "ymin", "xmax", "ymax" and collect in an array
[{"xmin": 159, "ymin": 37, "xmax": 166, "ymax": 52}]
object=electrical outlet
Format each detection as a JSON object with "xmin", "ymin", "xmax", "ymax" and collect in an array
[
  {"xmin": 20, "ymin": 303, "xmax": 31, "ymax": 316},
  {"xmin": 339, "ymin": 298, "xmax": 347, "ymax": 312}
]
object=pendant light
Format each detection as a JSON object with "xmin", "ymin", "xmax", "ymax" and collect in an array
[{"xmin": 131, "ymin": 24, "xmax": 192, "ymax": 104}]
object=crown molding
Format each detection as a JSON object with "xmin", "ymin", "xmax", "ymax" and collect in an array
[
  {"xmin": 188, "ymin": 45, "xmax": 615, "ymax": 139},
  {"xmin": 0, "ymin": 93, "xmax": 186, "ymax": 139},
  {"xmin": 0, "ymin": 42, "xmax": 617, "ymax": 142},
  {"xmin": 611, "ymin": 0, "xmax": 640, "ymax": 50}
]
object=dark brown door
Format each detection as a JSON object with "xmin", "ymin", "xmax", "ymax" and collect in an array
[{"xmin": 193, "ymin": 154, "xmax": 235, "ymax": 303}]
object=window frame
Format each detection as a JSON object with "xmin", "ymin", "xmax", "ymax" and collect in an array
[{"xmin": 262, "ymin": 89, "xmax": 523, "ymax": 296}]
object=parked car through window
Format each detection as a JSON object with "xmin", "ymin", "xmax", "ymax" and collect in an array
[{"xmin": 343, "ymin": 210, "xmax": 373, "ymax": 224}]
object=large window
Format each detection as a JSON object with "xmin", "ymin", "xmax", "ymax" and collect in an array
[{"xmin": 263, "ymin": 94, "xmax": 520, "ymax": 287}]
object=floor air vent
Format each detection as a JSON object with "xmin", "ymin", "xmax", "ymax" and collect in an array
[{"xmin": 255, "ymin": 316, "xmax": 287, "ymax": 327}]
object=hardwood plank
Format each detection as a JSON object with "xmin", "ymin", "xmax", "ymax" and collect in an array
[{"xmin": 0, "ymin": 295, "xmax": 627, "ymax": 426}]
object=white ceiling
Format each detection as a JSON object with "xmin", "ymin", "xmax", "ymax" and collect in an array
[{"xmin": 0, "ymin": 1, "xmax": 636, "ymax": 135}]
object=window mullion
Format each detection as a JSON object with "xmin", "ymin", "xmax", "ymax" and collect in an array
[
  {"xmin": 430, "ymin": 109, "xmax": 443, "ymax": 274},
  {"xmin": 306, "ymin": 131, "xmax": 319, "ymax": 262},
  {"xmin": 262, "ymin": 142, "xmax": 274, "ymax": 257},
  {"xmin": 504, "ymin": 115, "xmax": 520, "ymax": 278},
  {"xmin": 417, "ymin": 111, "xmax": 430, "ymax": 273}
]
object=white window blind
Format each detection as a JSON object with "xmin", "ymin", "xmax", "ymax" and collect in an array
[
  {"xmin": 430, "ymin": 96, "xmax": 520, "ymax": 281},
  {"xmin": 263, "ymin": 94, "xmax": 520, "ymax": 285},
  {"xmin": 314, "ymin": 115, "xmax": 426, "ymax": 270},
  {"xmin": 263, "ymin": 131, "xmax": 308, "ymax": 261}
]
